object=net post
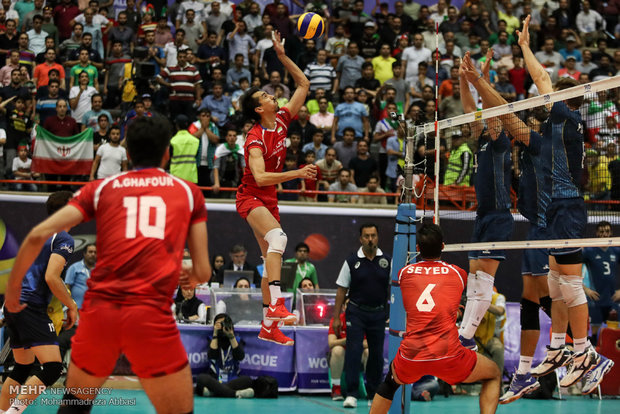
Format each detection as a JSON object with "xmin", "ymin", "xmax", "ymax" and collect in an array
[
  {"xmin": 388, "ymin": 203, "xmax": 415, "ymax": 414},
  {"xmin": 402, "ymin": 122, "xmax": 416, "ymax": 204}
]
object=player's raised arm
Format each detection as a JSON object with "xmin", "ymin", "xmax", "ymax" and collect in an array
[
  {"xmin": 459, "ymin": 54, "xmax": 483, "ymax": 139},
  {"xmin": 248, "ymin": 147, "xmax": 317, "ymax": 187},
  {"xmin": 272, "ymin": 31, "xmax": 310, "ymax": 117},
  {"xmin": 516, "ymin": 15, "xmax": 552, "ymax": 96},
  {"xmin": 5, "ymin": 205, "xmax": 85, "ymax": 313},
  {"xmin": 462, "ymin": 53, "xmax": 531, "ymax": 145}
]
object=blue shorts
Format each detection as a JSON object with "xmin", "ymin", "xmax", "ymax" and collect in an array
[
  {"xmin": 546, "ymin": 198, "xmax": 586, "ymax": 256},
  {"xmin": 522, "ymin": 225, "xmax": 550, "ymax": 276},
  {"xmin": 468, "ymin": 210, "xmax": 514, "ymax": 261},
  {"xmin": 588, "ymin": 302, "xmax": 620, "ymax": 325}
]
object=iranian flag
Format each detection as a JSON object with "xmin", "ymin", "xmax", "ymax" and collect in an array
[{"xmin": 32, "ymin": 126, "xmax": 93, "ymax": 175}]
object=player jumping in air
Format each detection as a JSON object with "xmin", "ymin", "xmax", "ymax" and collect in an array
[
  {"xmin": 5, "ymin": 116, "xmax": 212, "ymax": 414},
  {"xmin": 239, "ymin": 31, "xmax": 317, "ymax": 346},
  {"xmin": 369, "ymin": 224, "xmax": 500, "ymax": 414}
]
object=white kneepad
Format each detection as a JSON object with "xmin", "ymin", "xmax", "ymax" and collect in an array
[
  {"xmin": 559, "ymin": 274, "xmax": 587, "ymax": 308},
  {"xmin": 547, "ymin": 270, "xmax": 563, "ymax": 301},
  {"xmin": 264, "ymin": 228, "xmax": 287, "ymax": 255}
]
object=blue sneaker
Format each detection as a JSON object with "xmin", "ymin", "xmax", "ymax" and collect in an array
[
  {"xmin": 581, "ymin": 355, "xmax": 614, "ymax": 395},
  {"xmin": 459, "ymin": 335, "xmax": 478, "ymax": 351},
  {"xmin": 499, "ymin": 373, "xmax": 540, "ymax": 404}
]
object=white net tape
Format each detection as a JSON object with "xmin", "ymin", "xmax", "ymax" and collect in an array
[{"xmin": 442, "ymin": 237, "xmax": 620, "ymax": 253}]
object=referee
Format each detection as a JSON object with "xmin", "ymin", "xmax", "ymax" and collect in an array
[{"xmin": 332, "ymin": 223, "xmax": 391, "ymax": 409}]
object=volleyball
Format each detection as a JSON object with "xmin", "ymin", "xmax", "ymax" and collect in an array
[{"xmin": 297, "ymin": 12, "xmax": 325, "ymax": 40}]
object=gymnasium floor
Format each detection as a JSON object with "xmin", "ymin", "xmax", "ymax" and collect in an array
[{"xmin": 19, "ymin": 389, "xmax": 620, "ymax": 413}]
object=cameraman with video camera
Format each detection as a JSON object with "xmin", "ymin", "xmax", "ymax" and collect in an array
[{"xmin": 195, "ymin": 313, "xmax": 255, "ymax": 398}]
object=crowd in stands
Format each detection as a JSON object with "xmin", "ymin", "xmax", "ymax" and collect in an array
[{"xmin": 1, "ymin": 0, "xmax": 620, "ymax": 207}]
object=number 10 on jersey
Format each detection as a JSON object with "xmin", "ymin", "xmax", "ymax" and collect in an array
[{"xmin": 123, "ymin": 196, "xmax": 167, "ymax": 240}]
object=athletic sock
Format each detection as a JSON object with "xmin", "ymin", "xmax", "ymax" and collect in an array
[
  {"xmin": 262, "ymin": 304, "xmax": 273, "ymax": 327},
  {"xmin": 517, "ymin": 356, "xmax": 533, "ymax": 375},
  {"xmin": 550, "ymin": 333, "xmax": 566, "ymax": 349},
  {"xmin": 6, "ymin": 399, "xmax": 27, "ymax": 414},
  {"xmin": 268, "ymin": 281, "xmax": 282, "ymax": 305},
  {"xmin": 461, "ymin": 271, "xmax": 494, "ymax": 339},
  {"xmin": 458, "ymin": 273, "xmax": 477, "ymax": 338},
  {"xmin": 573, "ymin": 337, "xmax": 589, "ymax": 353},
  {"xmin": 332, "ymin": 379, "xmax": 340, "ymax": 386}
]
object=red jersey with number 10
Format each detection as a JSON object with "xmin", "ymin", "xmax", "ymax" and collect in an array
[
  {"xmin": 398, "ymin": 260, "xmax": 467, "ymax": 361},
  {"xmin": 69, "ymin": 168, "xmax": 207, "ymax": 307},
  {"xmin": 240, "ymin": 107, "xmax": 291, "ymax": 201}
]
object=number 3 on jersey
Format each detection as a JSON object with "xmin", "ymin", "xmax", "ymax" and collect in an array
[
  {"xmin": 416, "ymin": 284, "xmax": 436, "ymax": 312},
  {"xmin": 123, "ymin": 196, "xmax": 166, "ymax": 240}
]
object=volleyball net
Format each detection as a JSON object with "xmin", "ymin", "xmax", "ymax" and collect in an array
[{"xmin": 410, "ymin": 75, "xmax": 620, "ymax": 246}]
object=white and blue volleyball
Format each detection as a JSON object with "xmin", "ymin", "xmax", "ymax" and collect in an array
[{"xmin": 297, "ymin": 12, "xmax": 325, "ymax": 40}]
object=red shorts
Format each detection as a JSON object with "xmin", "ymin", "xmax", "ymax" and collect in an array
[
  {"xmin": 70, "ymin": 299, "xmax": 188, "ymax": 378},
  {"xmin": 236, "ymin": 192, "xmax": 280, "ymax": 222},
  {"xmin": 393, "ymin": 347, "xmax": 477, "ymax": 385}
]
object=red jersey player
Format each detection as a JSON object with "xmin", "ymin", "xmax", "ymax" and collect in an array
[
  {"xmin": 4, "ymin": 117, "xmax": 212, "ymax": 414},
  {"xmin": 238, "ymin": 31, "xmax": 317, "ymax": 346},
  {"xmin": 369, "ymin": 224, "xmax": 500, "ymax": 414}
]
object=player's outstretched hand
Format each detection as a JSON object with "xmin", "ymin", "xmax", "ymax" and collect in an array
[
  {"xmin": 4, "ymin": 287, "xmax": 27, "ymax": 313},
  {"xmin": 516, "ymin": 15, "xmax": 531, "ymax": 48},
  {"xmin": 272, "ymin": 30, "xmax": 285, "ymax": 56},
  {"xmin": 481, "ymin": 49, "xmax": 494, "ymax": 81},
  {"xmin": 298, "ymin": 164, "xmax": 317, "ymax": 180},
  {"xmin": 64, "ymin": 306, "xmax": 78, "ymax": 329},
  {"xmin": 461, "ymin": 53, "xmax": 480, "ymax": 84}
]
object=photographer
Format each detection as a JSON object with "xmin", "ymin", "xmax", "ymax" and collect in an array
[
  {"xmin": 195, "ymin": 314, "xmax": 255, "ymax": 398},
  {"xmin": 173, "ymin": 286, "xmax": 207, "ymax": 323}
]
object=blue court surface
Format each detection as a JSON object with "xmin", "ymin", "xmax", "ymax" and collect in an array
[{"xmin": 19, "ymin": 389, "xmax": 620, "ymax": 413}]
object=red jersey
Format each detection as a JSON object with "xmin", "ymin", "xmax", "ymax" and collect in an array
[
  {"xmin": 240, "ymin": 107, "xmax": 291, "ymax": 201},
  {"xmin": 398, "ymin": 260, "xmax": 467, "ymax": 361},
  {"xmin": 69, "ymin": 168, "xmax": 207, "ymax": 307},
  {"xmin": 328, "ymin": 313, "xmax": 347, "ymax": 339}
]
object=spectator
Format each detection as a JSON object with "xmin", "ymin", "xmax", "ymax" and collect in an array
[
  {"xmin": 204, "ymin": 1, "xmax": 228, "ymax": 36},
  {"xmin": 69, "ymin": 71, "xmax": 97, "ymax": 127},
  {"xmin": 154, "ymin": 15, "xmax": 173, "ymax": 47},
  {"xmin": 243, "ymin": 1, "xmax": 262, "ymax": 34},
  {"xmin": 289, "ymin": 105, "xmax": 317, "ymax": 145},
  {"xmin": 163, "ymin": 28, "xmax": 187, "ymax": 68},
  {"xmin": 53, "ymin": 0, "xmax": 80, "ymax": 41},
  {"xmin": 286, "ymin": 131, "xmax": 303, "ymax": 165},
  {"xmin": 33, "ymin": 48, "xmax": 65, "ymax": 88},
  {"xmin": 559, "ymin": 35, "xmax": 582, "ymax": 62},
  {"xmin": 309, "ymin": 96, "xmax": 335, "ymax": 135},
  {"xmin": 11, "ymin": 144, "xmax": 37, "ymax": 192},
  {"xmin": 304, "ymin": 49, "xmax": 338, "ymax": 96},
  {"xmin": 349, "ymin": 140, "xmax": 378, "ymax": 188},
  {"xmin": 106, "ymin": 11, "xmax": 133, "ymax": 56},
  {"xmin": 81, "ymin": 94, "xmax": 112, "ymax": 132},
  {"xmin": 302, "ymin": 130, "xmax": 328, "ymax": 161},
  {"xmin": 196, "ymin": 30, "xmax": 226, "ymax": 80},
  {"xmin": 35, "ymin": 78, "xmax": 64, "ymax": 124},
  {"xmin": 40, "ymin": 6, "xmax": 58, "ymax": 46},
  {"xmin": 0, "ymin": 50, "xmax": 22, "ymax": 86},
  {"xmin": 559, "ymin": 56, "xmax": 581, "ymax": 81},
  {"xmin": 254, "ymin": 23, "xmax": 273, "ymax": 75},
  {"xmin": 189, "ymin": 108, "xmax": 220, "ymax": 189},
  {"xmin": 333, "ymin": 127, "xmax": 358, "ymax": 169},
  {"xmin": 59, "ymin": 23, "xmax": 83, "ymax": 64},
  {"xmin": 261, "ymin": 70, "xmax": 290, "ymax": 99},
  {"xmin": 143, "ymin": 30, "xmax": 166, "ymax": 75},
  {"xmin": 371, "ymin": 44, "xmax": 396, "ymax": 85},
  {"xmin": 316, "ymin": 147, "xmax": 343, "ymax": 187},
  {"xmin": 226, "ymin": 53, "xmax": 251, "ymax": 92},
  {"xmin": 195, "ymin": 314, "xmax": 254, "ymax": 399},
  {"xmin": 332, "ymin": 87, "xmax": 369, "ymax": 144},
  {"xmin": 16, "ymin": 32, "xmax": 35, "ymax": 76},
  {"xmin": 358, "ymin": 174, "xmax": 387, "ymax": 204},
  {"xmin": 402, "ymin": 33, "xmax": 432, "ymax": 84},
  {"xmin": 590, "ymin": 55, "xmax": 616, "ymax": 81},
  {"xmin": 328, "ymin": 168, "xmax": 358, "ymax": 203},
  {"xmin": 326, "ymin": 23, "xmax": 349, "ymax": 62},
  {"xmin": 78, "ymin": 8, "xmax": 104, "ymax": 60},
  {"xmin": 385, "ymin": 121, "xmax": 405, "ymax": 192},
  {"xmin": 212, "ymin": 129, "xmax": 245, "ymax": 197},
  {"xmin": 227, "ymin": 20, "xmax": 255, "ymax": 68},
  {"xmin": 102, "ymin": 40, "xmax": 131, "ymax": 109},
  {"xmin": 215, "ymin": 245, "xmax": 261, "ymax": 287},
  {"xmin": 93, "ymin": 114, "xmax": 110, "ymax": 152},
  {"xmin": 26, "ymin": 14, "xmax": 47, "ymax": 56},
  {"xmin": 336, "ymin": 42, "xmax": 364, "ymax": 93},
  {"xmin": 5, "ymin": 96, "xmax": 33, "ymax": 169},
  {"xmin": 495, "ymin": 68, "xmax": 517, "ymax": 102},
  {"xmin": 89, "ymin": 125, "xmax": 127, "ymax": 180},
  {"xmin": 180, "ymin": 9, "xmax": 204, "ymax": 53},
  {"xmin": 69, "ymin": 48, "xmax": 98, "ymax": 88},
  {"xmin": 173, "ymin": 287, "xmax": 206, "ymax": 323},
  {"xmin": 277, "ymin": 153, "xmax": 304, "ymax": 201},
  {"xmin": 577, "ymin": 0, "xmax": 606, "ymax": 46},
  {"xmin": 158, "ymin": 48, "xmax": 201, "ymax": 121},
  {"xmin": 270, "ymin": 2, "xmax": 293, "ymax": 38},
  {"xmin": 198, "ymin": 81, "xmax": 232, "ymax": 131},
  {"xmin": 0, "ymin": 19, "xmax": 18, "ymax": 64},
  {"xmin": 385, "ymin": 62, "xmax": 410, "ymax": 112},
  {"xmin": 359, "ymin": 20, "xmax": 380, "ymax": 61}
]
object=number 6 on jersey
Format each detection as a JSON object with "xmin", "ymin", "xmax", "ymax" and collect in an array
[
  {"xmin": 416, "ymin": 284, "xmax": 436, "ymax": 312},
  {"xmin": 123, "ymin": 196, "xmax": 167, "ymax": 239}
]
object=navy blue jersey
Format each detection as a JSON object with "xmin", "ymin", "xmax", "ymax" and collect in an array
[
  {"xmin": 20, "ymin": 231, "xmax": 74, "ymax": 306},
  {"xmin": 517, "ymin": 131, "xmax": 551, "ymax": 227},
  {"xmin": 583, "ymin": 246, "xmax": 620, "ymax": 306},
  {"xmin": 541, "ymin": 102, "xmax": 584, "ymax": 199},
  {"xmin": 474, "ymin": 131, "xmax": 512, "ymax": 214}
]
